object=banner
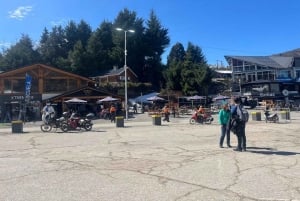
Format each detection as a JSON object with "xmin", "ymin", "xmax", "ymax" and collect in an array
[{"xmin": 25, "ymin": 73, "xmax": 32, "ymax": 102}]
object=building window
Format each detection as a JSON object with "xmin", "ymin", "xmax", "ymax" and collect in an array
[
  {"xmin": 296, "ymin": 70, "xmax": 300, "ymax": 79},
  {"xmin": 277, "ymin": 70, "xmax": 291, "ymax": 79},
  {"xmin": 294, "ymin": 58, "xmax": 300, "ymax": 67}
]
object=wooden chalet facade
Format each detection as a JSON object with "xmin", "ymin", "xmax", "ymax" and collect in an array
[{"xmin": 0, "ymin": 64, "xmax": 122, "ymax": 122}]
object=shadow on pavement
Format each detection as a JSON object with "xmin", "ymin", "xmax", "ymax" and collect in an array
[{"xmin": 247, "ymin": 147, "xmax": 300, "ymax": 156}]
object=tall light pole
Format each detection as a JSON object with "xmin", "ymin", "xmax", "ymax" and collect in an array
[
  {"xmin": 239, "ymin": 78, "xmax": 242, "ymax": 96},
  {"xmin": 116, "ymin": 28, "xmax": 135, "ymax": 120}
]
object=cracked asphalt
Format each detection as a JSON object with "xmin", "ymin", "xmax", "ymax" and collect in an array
[{"xmin": 0, "ymin": 111, "xmax": 299, "ymax": 201}]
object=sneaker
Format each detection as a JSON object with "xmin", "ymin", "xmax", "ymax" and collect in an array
[{"xmin": 233, "ymin": 148, "xmax": 242, "ymax": 152}]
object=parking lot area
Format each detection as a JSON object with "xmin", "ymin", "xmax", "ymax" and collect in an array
[{"xmin": 0, "ymin": 111, "xmax": 299, "ymax": 201}]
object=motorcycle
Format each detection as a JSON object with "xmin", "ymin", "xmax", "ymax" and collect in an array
[
  {"xmin": 264, "ymin": 110, "xmax": 279, "ymax": 123},
  {"xmin": 189, "ymin": 112, "xmax": 214, "ymax": 124},
  {"xmin": 60, "ymin": 113, "xmax": 94, "ymax": 132},
  {"xmin": 40, "ymin": 112, "xmax": 68, "ymax": 132}
]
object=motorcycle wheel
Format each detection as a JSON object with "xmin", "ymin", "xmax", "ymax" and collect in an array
[
  {"xmin": 84, "ymin": 123, "xmax": 92, "ymax": 131},
  {"xmin": 61, "ymin": 123, "xmax": 69, "ymax": 132},
  {"xmin": 40, "ymin": 124, "xmax": 52, "ymax": 132},
  {"xmin": 197, "ymin": 116, "xmax": 204, "ymax": 124},
  {"xmin": 189, "ymin": 118, "xmax": 196, "ymax": 124},
  {"xmin": 205, "ymin": 119, "xmax": 212, "ymax": 124}
]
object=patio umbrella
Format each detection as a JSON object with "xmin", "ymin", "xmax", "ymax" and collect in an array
[
  {"xmin": 187, "ymin": 95, "xmax": 206, "ymax": 108},
  {"xmin": 64, "ymin": 97, "xmax": 87, "ymax": 103},
  {"xmin": 97, "ymin": 96, "xmax": 119, "ymax": 103},
  {"xmin": 146, "ymin": 96, "xmax": 165, "ymax": 101},
  {"xmin": 213, "ymin": 95, "xmax": 230, "ymax": 101},
  {"xmin": 187, "ymin": 95, "xmax": 206, "ymax": 101}
]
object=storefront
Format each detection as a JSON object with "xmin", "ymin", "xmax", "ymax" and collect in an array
[{"xmin": 0, "ymin": 94, "xmax": 42, "ymax": 122}]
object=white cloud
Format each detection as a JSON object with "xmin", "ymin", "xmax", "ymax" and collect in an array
[
  {"xmin": 8, "ymin": 6, "xmax": 33, "ymax": 20},
  {"xmin": 0, "ymin": 42, "xmax": 11, "ymax": 48},
  {"xmin": 50, "ymin": 18, "xmax": 68, "ymax": 27}
]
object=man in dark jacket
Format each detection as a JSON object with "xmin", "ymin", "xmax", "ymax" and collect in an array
[{"xmin": 230, "ymin": 97, "xmax": 247, "ymax": 152}]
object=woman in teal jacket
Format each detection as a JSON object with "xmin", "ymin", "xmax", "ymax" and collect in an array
[{"xmin": 218, "ymin": 103, "xmax": 231, "ymax": 148}]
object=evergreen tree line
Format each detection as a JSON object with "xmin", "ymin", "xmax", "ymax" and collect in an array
[{"xmin": 0, "ymin": 8, "xmax": 215, "ymax": 95}]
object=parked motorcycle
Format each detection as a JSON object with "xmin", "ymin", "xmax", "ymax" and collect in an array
[
  {"xmin": 60, "ymin": 113, "xmax": 94, "ymax": 132},
  {"xmin": 264, "ymin": 110, "xmax": 279, "ymax": 123},
  {"xmin": 40, "ymin": 112, "xmax": 68, "ymax": 132},
  {"xmin": 189, "ymin": 112, "xmax": 214, "ymax": 124}
]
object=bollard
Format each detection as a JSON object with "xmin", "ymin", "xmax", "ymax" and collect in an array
[
  {"xmin": 251, "ymin": 112, "xmax": 261, "ymax": 121},
  {"xmin": 152, "ymin": 115, "xmax": 161, "ymax": 125},
  {"xmin": 280, "ymin": 110, "xmax": 291, "ymax": 120},
  {"xmin": 11, "ymin": 121, "xmax": 23, "ymax": 133},
  {"xmin": 115, "ymin": 116, "xmax": 124, "ymax": 127}
]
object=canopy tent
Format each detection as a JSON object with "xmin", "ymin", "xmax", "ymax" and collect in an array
[{"xmin": 131, "ymin": 92, "xmax": 159, "ymax": 104}]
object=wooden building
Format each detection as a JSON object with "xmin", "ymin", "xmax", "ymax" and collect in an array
[
  {"xmin": 0, "ymin": 64, "xmax": 122, "ymax": 122},
  {"xmin": 93, "ymin": 66, "xmax": 138, "ymax": 84}
]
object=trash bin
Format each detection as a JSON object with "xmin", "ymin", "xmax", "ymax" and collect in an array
[
  {"xmin": 11, "ymin": 121, "xmax": 23, "ymax": 133},
  {"xmin": 152, "ymin": 115, "xmax": 161, "ymax": 126},
  {"xmin": 115, "ymin": 116, "xmax": 124, "ymax": 127},
  {"xmin": 251, "ymin": 112, "xmax": 261, "ymax": 121}
]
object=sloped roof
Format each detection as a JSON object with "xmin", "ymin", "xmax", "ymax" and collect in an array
[
  {"xmin": 0, "ymin": 63, "xmax": 96, "ymax": 82},
  {"xmin": 45, "ymin": 86, "xmax": 123, "ymax": 102},
  {"xmin": 224, "ymin": 55, "xmax": 293, "ymax": 68},
  {"xmin": 99, "ymin": 67, "xmax": 137, "ymax": 78},
  {"xmin": 272, "ymin": 48, "xmax": 300, "ymax": 57}
]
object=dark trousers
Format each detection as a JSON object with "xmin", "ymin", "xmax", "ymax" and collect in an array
[
  {"xmin": 110, "ymin": 112, "xmax": 116, "ymax": 122},
  {"xmin": 163, "ymin": 113, "xmax": 170, "ymax": 122},
  {"xmin": 236, "ymin": 123, "xmax": 246, "ymax": 150},
  {"xmin": 220, "ymin": 124, "xmax": 230, "ymax": 146}
]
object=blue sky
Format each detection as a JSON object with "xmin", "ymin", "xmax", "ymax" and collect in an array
[{"xmin": 1, "ymin": 0, "xmax": 300, "ymax": 66}]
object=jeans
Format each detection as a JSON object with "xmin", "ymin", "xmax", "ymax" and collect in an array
[{"xmin": 219, "ymin": 124, "xmax": 230, "ymax": 146}]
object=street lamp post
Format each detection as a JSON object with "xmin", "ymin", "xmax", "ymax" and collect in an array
[
  {"xmin": 239, "ymin": 78, "xmax": 242, "ymax": 96},
  {"xmin": 116, "ymin": 28, "xmax": 135, "ymax": 120}
]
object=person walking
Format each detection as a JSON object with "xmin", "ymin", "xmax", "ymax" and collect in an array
[
  {"xmin": 218, "ymin": 103, "xmax": 231, "ymax": 148},
  {"xmin": 230, "ymin": 97, "xmax": 247, "ymax": 152}
]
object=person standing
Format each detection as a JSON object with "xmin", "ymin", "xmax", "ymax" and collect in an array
[
  {"xmin": 171, "ymin": 106, "xmax": 176, "ymax": 118},
  {"xmin": 162, "ymin": 105, "xmax": 170, "ymax": 122},
  {"xmin": 218, "ymin": 103, "xmax": 231, "ymax": 148},
  {"xmin": 230, "ymin": 97, "xmax": 247, "ymax": 152},
  {"xmin": 110, "ymin": 104, "xmax": 116, "ymax": 123}
]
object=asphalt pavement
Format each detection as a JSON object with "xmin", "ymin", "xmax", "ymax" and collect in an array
[{"xmin": 0, "ymin": 111, "xmax": 299, "ymax": 201}]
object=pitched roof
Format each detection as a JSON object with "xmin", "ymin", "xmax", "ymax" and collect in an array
[
  {"xmin": 224, "ymin": 55, "xmax": 293, "ymax": 68},
  {"xmin": 272, "ymin": 48, "xmax": 300, "ymax": 57},
  {"xmin": 99, "ymin": 67, "xmax": 137, "ymax": 78},
  {"xmin": 0, "ymin": 63, "xmax": 96, "ymax": 82}
]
